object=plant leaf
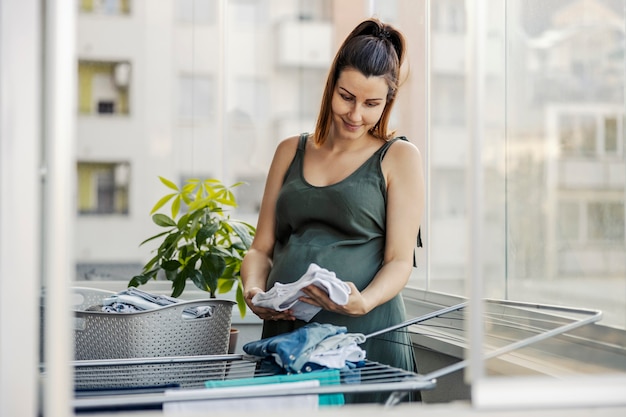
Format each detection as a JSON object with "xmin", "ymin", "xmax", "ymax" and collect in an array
[
  {"xmin": 217, "ymin": 277, "xmax": 234, "ymax": 293},
  {"xmin": 128, "ymin": 274, "xmax": 154, "ymax": 287},
  {"xmin": 171, "ymin": 194, "xmax": 182, "ymax": 219},
  {"xmin": 161, "ymin": 259, "xmax": 181, "ymax": 271},
  {"xmin": 139, "ymin": 230, "xmax": 172, "ymax": 247},
  {"xmin": 165, "ymin": 268, "xmax": 178, "ymax": 282},
  {"xmin": 196, "ymin": 223, "xmax": 218, "ymax": 247},
  {"xmin": 159, "ymin": 176, "xmax": 179, "ymax": 191},
  {"xmin": 200, "ymin": 253, "xmax": 225, "ymax": 296},
  {"xmin": 171, "ymin": 272, "xmax": 186, "ymax": 298},
  {"xmin": 228, "ymin": 221, "xmax": 255, "ymax": 248},
  {"xmin": 236, "ymin": 284, "xmax": 247, "ymax": 318},
  {"xmin": 189, "ymin": 269, "xmax": 209, "ymax": 293},
  {"xmin": 151, "ymin": 192, "xmax": 177, "ymax": 215},
  {"xmin": 153, "ymin": 213, "xmax": 176, "ymax": 227}
]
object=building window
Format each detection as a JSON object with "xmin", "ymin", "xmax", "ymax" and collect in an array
[
  {"xmin": 179, "ymin": 75, "xmax": 214, "ymax": 123},
  {"xmin": 431, "ymin": 0, "xmax": 466, "ymax": 33},
  {"xmin": 77, "ymin": 162, "xmax": 130, "ymax": 215},
  {"xmin": 604, "ymin": 116, "xmax": 618, "ymax": 153},
  {"xmin": 558, "ymin": 201, "xmax": 581, "ymax": 240},
  {"xmin": 560, "ymin": 113, "xmax": 597, "ymax": 157},
  {"xmin": 558, "ymin": 198, "xmax": 625, "ymax": 243},
  {"xmin": 559, "ymin": 112, "xmax": 623, "ymax": 157},
  {"xmin": 79, "ymin": 0, "xmax": 131, "ymax": 15},
  {"xmin": 231, "ymin": 0, "xmax": 269, "ymax": 26},
  {"xmin": 78, "ymin": 61, "xmax": 131, "ymax": 116},
  {"xmin": 588, "ymin": 201, "xmax": 625, "ymax": 242},
  {"xmin": 177, "ymin": 0, "xmax": 215, "ymax": 24}
]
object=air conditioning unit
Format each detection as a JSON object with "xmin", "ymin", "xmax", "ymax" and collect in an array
[{"xmin": 113, "ymin": 62, "xmax": 131, "ymax": 88}]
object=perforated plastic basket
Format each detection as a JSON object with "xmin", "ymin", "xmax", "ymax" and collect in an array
[{"xmin": 71, "ymin": 287, "xmax": 234, "ymax": 360}]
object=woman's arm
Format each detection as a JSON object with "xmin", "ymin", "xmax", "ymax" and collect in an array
[
  {"xmin": 301, "ymin": 139, "xmax": 425, "ymax": 316},
  {"xmin": 241, "ymin": 136, "xmax": 300, "ymax": 320}
]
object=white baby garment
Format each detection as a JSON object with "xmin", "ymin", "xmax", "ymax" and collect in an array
[{"xmin": 252, "ymin": 263, "xmax": 351, "ymax": 321}]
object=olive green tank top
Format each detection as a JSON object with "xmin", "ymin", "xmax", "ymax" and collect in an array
[{"xmin": 268, "ymin": 133, "xmax": 406, "ymax": 292}]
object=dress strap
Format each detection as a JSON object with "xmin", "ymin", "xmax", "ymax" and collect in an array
[
  {"xmin": 378, "ymin": 137, "xmax": 423, "ymax": 264},
  {"xmin": 298, "ymin": 132, "xmax": 309, "ymax": 150}
]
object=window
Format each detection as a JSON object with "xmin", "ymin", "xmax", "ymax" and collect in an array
[
  {"xmin": 178, "ymin": 75, "xmax": 214, "ymax": 122},
  {"xmin": 588, "ymin": 201, "xmax": 625, "ymax": 242},
  {"xmin": 559, "ymin": 198, "xmax": 625, "ymax": 243},
  {"xmin": 431, "ymin": 0, "xmax": 466, "ymax": 33},
  {"xmin": 177, "ymin": 0, "xmax": 215, "ymax": 24},
  {"xmin": 560, "ymin": 113, "xmax": 597, "ymax": 157},
  {"xmin": 79, "ymin": 0, "xmax": 131, "ymax": 15},
  {"xmin": 558, "ymin": 200, "xmax": 580, "ymax": 240},
  {"xmin": 558, "ymin": 111, "xmax": 623, "ymax": 158},
  {"xmin": 77, "ymin": 162, "xmax": 130, "ymax": 215},
  {"xmin": 78, "ymin": 61, "xmax": 131, "ymax": 115},
  {"xmin": 604, "ymin": 116, "xmax": 619, "ymax": 153},
  {"xmin": 230, "ymin": 0, "xmax": 268, "ymax": 26}
]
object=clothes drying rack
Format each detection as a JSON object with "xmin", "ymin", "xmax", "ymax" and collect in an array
[{"xmin": 59, "ymin": 299, "xmax": 602, "ymax": 413}]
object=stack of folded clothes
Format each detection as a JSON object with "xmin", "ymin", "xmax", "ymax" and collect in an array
[{"xmin": 243, "ymin": 322, "xmax": 366, "ymax": 374}]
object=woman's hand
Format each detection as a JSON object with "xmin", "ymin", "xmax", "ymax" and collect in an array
[
  {"xmin": 244, "ymin": 287, "xmax": 295, "ymax": 321},
  {"xmin": 299, "ymin": 282, "xmax": 370, "ymax": 317}
]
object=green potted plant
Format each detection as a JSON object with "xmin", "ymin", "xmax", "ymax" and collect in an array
[{"xmin": 128, "ymin": 176, "xmax": 256, "ymax": 318}]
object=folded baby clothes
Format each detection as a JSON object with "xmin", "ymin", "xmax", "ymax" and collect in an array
[
  {"xmin": 252, "ymin": 263, "xmax": 351, "ymax": 321},
  {"xmin": 308, "ymin": 333, "xmax": 366, "ymax": 370},
  {"xmin": 243, "ymin": 323, "xmax": 345, "ymax": 373},
  {"xmin": 242, "ymin": 323, "xmax": 366, "ymax": 374}
]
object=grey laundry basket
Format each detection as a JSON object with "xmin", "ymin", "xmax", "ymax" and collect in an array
[{"xmin": 71, "ymin": 287, "xmax": 234, "ymax": 360}]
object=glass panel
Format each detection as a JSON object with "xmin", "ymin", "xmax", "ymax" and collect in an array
[
  {"xmin": 504, "ymin": 0, "xmax": 626, "ymax": 330},
  {"xmin": 429, "ymin": 0, "xmax": 626, "ymax": 327}
]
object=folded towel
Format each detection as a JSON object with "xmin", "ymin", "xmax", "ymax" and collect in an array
[
  {"xmin": 204, "ymin": 368, "xmax": 344, "ymax": 406},
  {"xmin": 252, "ymin": 263, "xmax": 351, "ymax": 321},
  {"xmin": 164, "ymin": 380, "xmax": 320, "ymax": 413}
]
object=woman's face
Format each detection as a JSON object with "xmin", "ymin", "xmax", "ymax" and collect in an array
[{"xmin": 331, "ymin": 68, "xmax": 388, "ymax": 141}]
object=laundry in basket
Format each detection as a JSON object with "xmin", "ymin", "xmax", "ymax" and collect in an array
[{"xmin": 69, "ymin": 287, "xmax": 235, "ymax": 360}]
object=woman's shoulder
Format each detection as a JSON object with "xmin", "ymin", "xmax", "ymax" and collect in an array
[
  {"xmin": 382, "ymin": 136, "xmax": 423, "ymax": 177},
  {"xmin": 270, "ymin": 134, "xmax": 307, "ymax": 169},
  {"xmin": 387, "ymin": 136, "xmax": 421, "ymax": 160},
  {"xmin": 275, "ymin": 134, "xmax": 301, "ymax": 156}
]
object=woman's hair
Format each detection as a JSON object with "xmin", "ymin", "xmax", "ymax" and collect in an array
[{"xmin": 313, "ymin": 18, "xmax": 407, "ymax": 145}]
